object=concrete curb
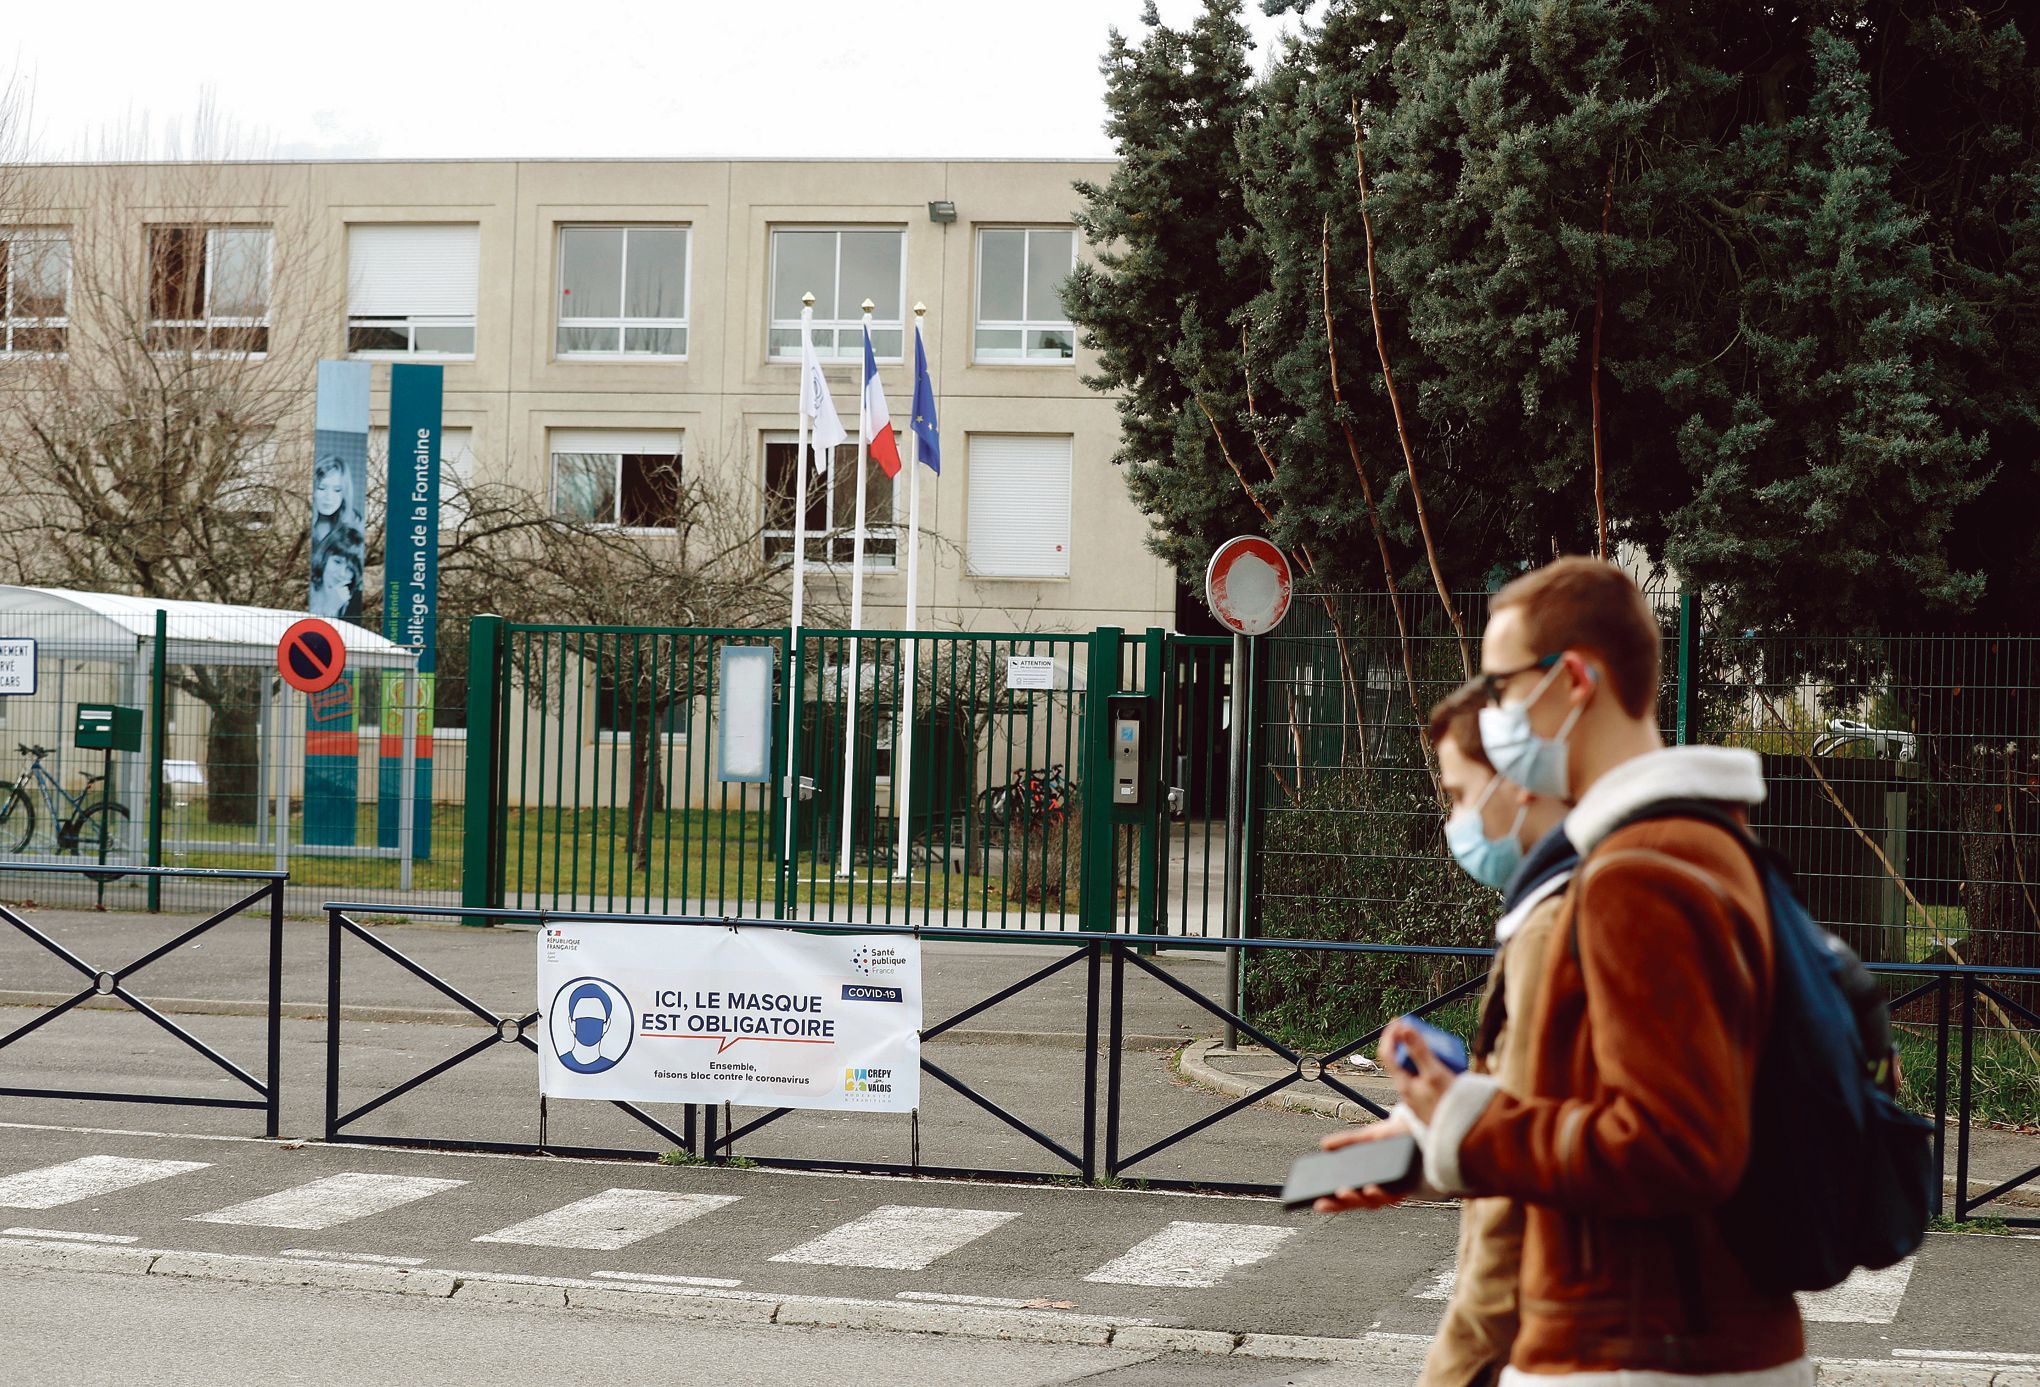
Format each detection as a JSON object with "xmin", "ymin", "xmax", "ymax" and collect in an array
[
  {"xmin": 1175, "ymin": 1038, "xmax": 1387, "ymax": 1121},
  {"xmin": 0, "ymin": 1235, "xmax": 2017, "ymax": 1383},
  {"xmin": 1177, "ymin": 1038, "xmax": 2040, "ymax": 1211}
]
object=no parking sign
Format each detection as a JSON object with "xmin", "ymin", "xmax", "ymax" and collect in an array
[{"xmin": 277, "ymin": 617, "xmax": 348, "ymax": 694}]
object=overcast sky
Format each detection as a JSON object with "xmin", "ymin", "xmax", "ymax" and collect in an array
[{"xmin": 11, "ymin": 2, "xmax": 1302, "ymax": 163}]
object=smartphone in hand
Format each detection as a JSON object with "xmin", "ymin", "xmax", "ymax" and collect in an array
[
  {"xmin": 1281, "ymin": 1132, "xmax": 1418, "ymax": 1211},
  {"xmin": 1394, "ymin": 1015, "xmax": 1469, "ymax": 1076}
]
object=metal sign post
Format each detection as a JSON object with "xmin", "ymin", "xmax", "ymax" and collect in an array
[{"xmin": 1203, "ymin": 537, "xmax": 1294, "ymax": 1051}]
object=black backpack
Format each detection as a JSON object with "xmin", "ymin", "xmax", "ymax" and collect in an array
[{"xmin": 1597, "ymin": 800, "xmax": 1935, "ymax": 1295}]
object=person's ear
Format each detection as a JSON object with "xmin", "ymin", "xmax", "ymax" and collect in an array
[{"xmin": 1561, "ymin": 651, "xmax": 1599, "ymax": 707}]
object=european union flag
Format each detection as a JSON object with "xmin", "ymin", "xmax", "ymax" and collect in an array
[{"xmin": 910, "ymin": 322, "xmax": 941, "ymax": 474}]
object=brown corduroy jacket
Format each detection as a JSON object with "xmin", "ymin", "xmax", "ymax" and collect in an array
[{"xmin": 1419, "ymin": 751, "xmax": 1804, "ymax": 1378}]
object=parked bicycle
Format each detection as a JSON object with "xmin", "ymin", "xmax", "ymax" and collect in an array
[
  {"xmin": 978, "ymin": 763, "xmax": 1076, "ymax": 831},
  {"xmin": 0, "ymin": 744, "xmax": 130, "ymax": 856}
]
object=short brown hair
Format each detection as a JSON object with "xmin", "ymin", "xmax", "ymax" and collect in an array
[
  {"xmin": 1427, "ymin": 683, "xmax": 1492, "ymax": 769},
  {"xmin": 1490, "ymin": 558, "xmax": 1661, "ymax": 717}
]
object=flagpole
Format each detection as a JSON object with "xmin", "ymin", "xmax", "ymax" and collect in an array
[
  {"xmin": 783, "ymin": 293, "xmax": 816, "ymax": 880},
  {"xmin": 838, "ymin": 302, "xmax": 876, "ymax": 878},
  {"xmin": 893, "ymin": 304, "xmax": 928, "ymax": 880}
]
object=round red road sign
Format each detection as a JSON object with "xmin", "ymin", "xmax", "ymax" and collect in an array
[
  {"xmin": 277, "ymin": 617, "xmax": 348, "ymax": 694},
  {"xmin": 1204, "ymin": 536, "xmax": 1293, "ymax": 636}
]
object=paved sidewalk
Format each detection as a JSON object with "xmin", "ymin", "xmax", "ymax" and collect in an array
[{"xmin": 1183, "ymin": 1041, "xmax": 2040, "ymax": 1214}]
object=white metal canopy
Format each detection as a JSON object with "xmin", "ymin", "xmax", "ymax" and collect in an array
[{"xmin": 0, "ymin": 587, "xmax": 418, "ymax": 670}]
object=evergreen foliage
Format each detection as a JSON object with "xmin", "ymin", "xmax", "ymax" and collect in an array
[{"xmin": 1069, "ymin": 1, "xmax": 2040, "ymax": 636}]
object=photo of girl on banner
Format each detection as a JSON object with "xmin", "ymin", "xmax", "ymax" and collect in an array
[{"xmin": 310, "ymin": 451, "xmax": 366, "ymax": 620}]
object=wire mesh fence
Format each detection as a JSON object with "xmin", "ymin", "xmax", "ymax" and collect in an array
[
  {"xmin": 0, "ymin": 591, "xmax": 436, "ymax": 913},
  {"xmin": 1250, "ymin": 585, "xmax": 2039, "ymax": 1120}
]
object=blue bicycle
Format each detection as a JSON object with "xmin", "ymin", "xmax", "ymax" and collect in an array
[{"xmin": 0, "ymin": 743, "xmax": 130, "ymax": 856}]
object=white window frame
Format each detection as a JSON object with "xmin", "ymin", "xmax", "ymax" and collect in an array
[
  {"xmin": 760, "ymin": 430, "xmax": 898, "ymax": 571},
  {"xmin": 346, "ymin": 224, "xmax": 479, "ymax": 360},
  {"xmin": 766, "ymin": 226, "xmax": 907, "ymax": 364},
  {"xmin": 555, "ymin": 224, "xmax": 691, "ymax": 361},
  {"xmin": 347, "ymin": 317, "xmax": 476, "ymax": 357},
  {"xmin": 547, "ymin": 429, "xmax": 685, "ymax": 534},
  {"xmin": 0, "ymin": 229, "xmax": 71, "ymax": 356},
  {"xmin": 973, "ymin": 226, "xmax": 1078, "ymax": 365},
  {"xmin": 147, "ymin": 224, "xmax": 274, "ymax": 358}
]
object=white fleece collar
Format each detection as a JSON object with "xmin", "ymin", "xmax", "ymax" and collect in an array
[
  {"xmin": 1495, "ymin": 869, "xmax": 1571, "ymax": 943},
  {"xmin": 1562, "ymin": 746, "xmax": 1766, "ymax": 853}
]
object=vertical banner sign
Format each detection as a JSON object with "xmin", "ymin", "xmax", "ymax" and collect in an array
[
  {"xmin": 378, "ymin": 363, "xmax": 442, "ymax": 857},
  {"xmin": 306, "ymin": 360, "xmax": 372, "ymax": 846},
  {"xmin": 537, "ymin": 924, "xmax": 922, "ymax": 1112}
]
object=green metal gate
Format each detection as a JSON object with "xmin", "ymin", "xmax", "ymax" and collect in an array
[{"xmin": 459, "ymin": 619, "xmax": 1237, "ymax": 935}]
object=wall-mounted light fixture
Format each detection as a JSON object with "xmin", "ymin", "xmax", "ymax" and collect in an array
[{"xmin": 927, "ymin": 201, "xmax": 957, "ymax": 224}]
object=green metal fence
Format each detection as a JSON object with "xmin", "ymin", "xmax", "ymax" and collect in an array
[{"xmin": 460, "ymin": 618, "xmax": 1238, "ymax": 937}]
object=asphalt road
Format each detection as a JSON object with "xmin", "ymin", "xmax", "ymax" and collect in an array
[{"xmin": 0, "ymin": 1122, "xmax": 2036, "ymax": 1370}]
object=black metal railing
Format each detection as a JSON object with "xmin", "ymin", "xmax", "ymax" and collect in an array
[
  {"xmin": 0, "ymin": 863, "xmax": 285, "ymax": 1136},
  {"xmin": 316, "ymin": 902, "xmax": 2038, "ymax": 1222}
]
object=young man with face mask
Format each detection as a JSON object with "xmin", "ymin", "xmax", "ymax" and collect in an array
[
  {"xmin": 1378, "ymin": 558, "xmax": 1793, "ymax": 1385},
  {"xmin": 1318, "ymin": 686, "xmax": 1574, "ymax": 1386}
]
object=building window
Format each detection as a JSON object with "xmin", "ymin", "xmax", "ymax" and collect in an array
[
  {"xmin": 0, "ymin": 229, "xmax": 70, "ymax": 354},
  {"xmin": 556, "ymin": 226, "xmax": 689, "ymax": 358},
  {"xmin": 761, "ymin": 433, "xmax": 896, "ymax": 567},
  {"xmin": 596, "ymin": 677, "xmax": 693, "ymax": 744},
  {"xmin": 549, "ymin": 428, "xmax": 684, "ymax": 530},
  {"xmin": 146, "ymin": 225, "xmax": 272, "ymax": 353},
  {"xmin": 767, "ymin": 227, "xmax": 904, "ymax": 362},
  {"xmin": 346, "ymin": 224, "xmax": 479, "ymax": 356},
  {"xmin": 975, "ymin": 228, "xmax": 1076, "ymax": 363},
  {"xmin": 966, "ymin": 434, "xmax": 1072, "ymax": 578}
]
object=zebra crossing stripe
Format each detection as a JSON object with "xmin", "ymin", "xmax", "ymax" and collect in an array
[
  {"xmin": 1412, "ymin": 1266, "xmax": 1457, "ymax": 1301},
  {"xmin": 1797, "ymin": 1257, "xmax": 1917, "ymax": 1324},
  {"xmin": 475, "ymin": 1190, "xmax": 740, "ymax": 1251},
  {"xmin": 1083, "ymin": 1220, "xmax": 1297, "ymax": 1289},
  {"xmin": 770, "ymin": 1205, "xmax": 1020, "ymax": 1270},
  {"xmin": 189, "ymin": 1173, "xmax": 464, "ymax": 1230},
  {"xmin": 0, "ymin": 1155, "xmax": 210, "ymax": 1210}
]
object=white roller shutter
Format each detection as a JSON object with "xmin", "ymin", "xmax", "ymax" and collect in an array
[
  {"xmin": 967, "ymin": 434, "xmax": 1073, "ymax": 578},
  {"xmin": 548, "ymin": 428, "xmax": 681, "ymax": 456},
  {"xmin": 347, "ymin": 224, "xmax": 480, "ymax": 317}
]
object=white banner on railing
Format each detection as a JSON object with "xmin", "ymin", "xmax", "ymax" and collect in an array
[{"xmin": 537, "ymin": 923, "xmax": 921, "ymax": 1112}]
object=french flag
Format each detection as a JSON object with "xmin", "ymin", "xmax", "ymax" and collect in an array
[{"xmin": 862, "ymin": 326, "xmax": 902, "ymax": 478}]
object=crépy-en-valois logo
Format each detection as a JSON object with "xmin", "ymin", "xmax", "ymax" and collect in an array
[
  {"xmin": 844, "ymin": 1066, "xmax": 896, "ymax": 1095},
  {"xmin": 549, "ymin": 976, "xmax": 633, "ymax": 1075}
]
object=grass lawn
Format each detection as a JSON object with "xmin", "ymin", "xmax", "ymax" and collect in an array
[{"xmin": 155, "ymin": 799, "xmax": 1083, "ymax": 918}]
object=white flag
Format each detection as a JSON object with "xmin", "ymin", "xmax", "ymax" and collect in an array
[{"xmin": 800, "ymin": 316, "xmax": 848, "ymax": 470}]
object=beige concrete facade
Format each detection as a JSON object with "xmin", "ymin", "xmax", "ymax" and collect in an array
[{"xmin": 22, "ymin": 156, "xmax": 1169, "ymax": 636}]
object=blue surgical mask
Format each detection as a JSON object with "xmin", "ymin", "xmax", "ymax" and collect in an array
[
  {"xmin": 572, "ymin": 1014, "xmax": 608, "ymax": 1047},
  {"xmin": 1478, "ymin": 660, "xmax": 1590, "ymax": 801},
  {"xmin": 1445, "ymin": 777, "xmax": 1528, "ymax": 890}
]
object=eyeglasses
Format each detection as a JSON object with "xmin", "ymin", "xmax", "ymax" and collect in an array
[{"xmin": 1475, "ymin": 652, "xmax": 1562, "ymax": 706}]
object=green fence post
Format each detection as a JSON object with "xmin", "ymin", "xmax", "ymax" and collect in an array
[
  {"xmin": 1136, "ymin": 627, "xmax": 1165, "ymax": 939},
  {"xmin": 460, "ymin": 615, "xmax": 505, "ymax": 926},
  {"xmin": 146, "ymin": 607, "xmax": 168, "ymax": 911},
  {"xmin": 1676, "ymin": 590, "xmax": 1699, "ymax": 746},
  {"xmin": 1078, "ymin": 627, "xmax": 1122, "ymax": 932}
]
